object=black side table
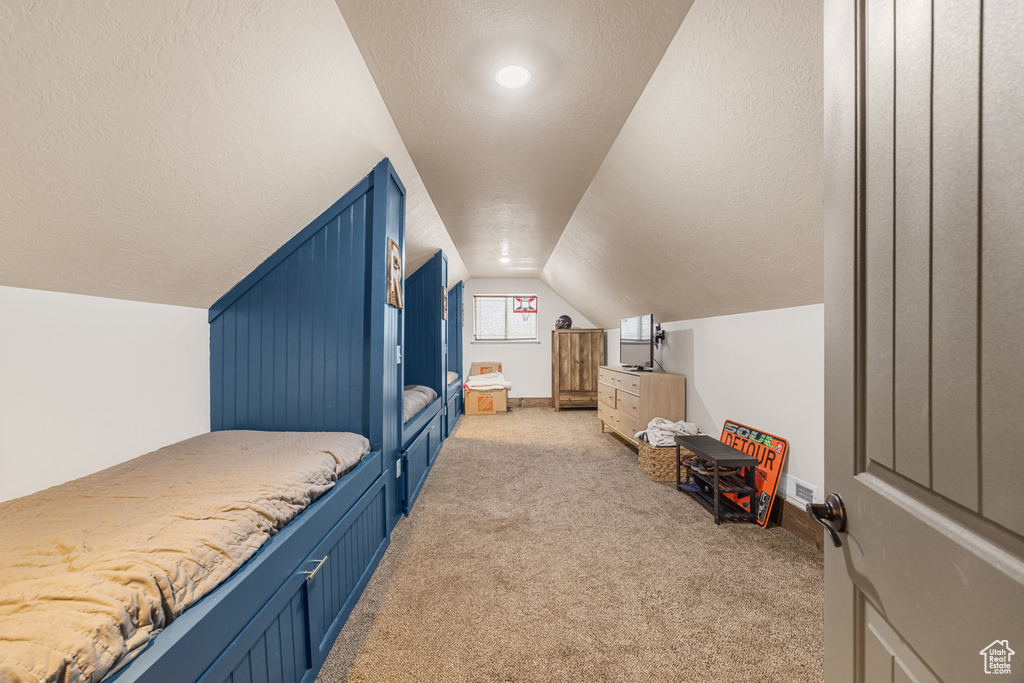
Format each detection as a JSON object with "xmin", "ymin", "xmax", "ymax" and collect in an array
[{"xmin": 675, "ymin": 435, "xmax": 759, "ymax": 525}]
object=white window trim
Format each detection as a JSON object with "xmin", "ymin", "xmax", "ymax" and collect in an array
[{"xmin": 473, "ymin": 294, "xmax": 539, "ymax": 343}]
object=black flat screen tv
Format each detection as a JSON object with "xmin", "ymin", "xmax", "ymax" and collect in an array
[{"xmin": 619, "ymin": 314, "xmax": 654, "ymax": 370}]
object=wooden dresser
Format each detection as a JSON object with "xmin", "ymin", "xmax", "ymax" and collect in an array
[
  {"xmin": 597, "ymin": 366, "xmax": 686, "ymax": 444},
  {"xmin": 551, "ymin": 329, "xmax": 606, "ymax": 411}
]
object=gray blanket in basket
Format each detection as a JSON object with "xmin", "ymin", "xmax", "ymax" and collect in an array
[{"xmin": 636, "ymin": 418, "xmax": 700, "ymax": 447}]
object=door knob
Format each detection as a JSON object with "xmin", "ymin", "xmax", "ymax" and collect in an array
[{"xmin": 806, "ymin": 492, "xmax": 847, "ymax": 548}]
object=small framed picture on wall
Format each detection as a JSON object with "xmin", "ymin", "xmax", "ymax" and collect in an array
[{"xmin": 387, "ymin": 237, "xmax": 404, "ymax": 309}]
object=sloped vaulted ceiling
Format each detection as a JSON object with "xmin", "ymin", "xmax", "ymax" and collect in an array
[
  {"xmin": 1, "ymin": 0, "xmax": 823, "ymax": 325},
  {"xmin": 0, "ymin": 0, "xmax": 467, "ymax": 307},
  {"xmin": 544, "ymin": 0, "xmax": 824, "ymax": 328},
  {"xmin": 340, "ymin": 0, "xmax": 824, "ymax": 328},
  {"xmin": 335, "ymin": 0, "xmax": 696, "ymax": 278}
]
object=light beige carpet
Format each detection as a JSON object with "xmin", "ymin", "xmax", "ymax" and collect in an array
[{"xmin": 318, "ymin": 408, "xmax": 823, "ymax": 682}]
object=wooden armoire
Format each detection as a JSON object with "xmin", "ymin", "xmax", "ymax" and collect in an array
[{"xmin": 551, "ymin": 329, "xmax": 606, "ymax": 411}]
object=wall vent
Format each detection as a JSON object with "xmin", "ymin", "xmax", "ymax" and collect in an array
[
  {"xmin": 794, "ymin": 482, "xmax": 815, "ymax": 503},
  {"xmin": 780, "ymin": 473, "xmax": 818, "ymax": 504}
]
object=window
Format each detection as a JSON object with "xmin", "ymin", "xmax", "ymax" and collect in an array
[
  {"xmin": 474, "ymin": 295, "xmax": 538, "ymax": 342},
  {"xmin": 620, "ymin": 315, "xmax": 651, "ymax": 342}
]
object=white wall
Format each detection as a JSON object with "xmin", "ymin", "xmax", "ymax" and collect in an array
[
  {"xmin": 463, "ymin": 279, "xmax": 595, "ymax": 398},
  {"xmin": 0, "ymin": 286, "xmax": 210, "ymax": 502},
  {"xmin": 606, "ymin": 304, "xmax": 824, "ymax": 499}
]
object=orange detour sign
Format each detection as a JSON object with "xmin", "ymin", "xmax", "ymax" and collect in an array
[{"xmin": 720, "ymin": 420, "xmax": 789, "ymax": 528}]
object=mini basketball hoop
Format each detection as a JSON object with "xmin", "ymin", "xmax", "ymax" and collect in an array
[{"xmin": 512, "ymin": 296, "xmax": 537, "ymax": 321}]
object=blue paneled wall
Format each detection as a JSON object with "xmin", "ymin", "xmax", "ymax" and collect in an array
[
  {"xmin": 403, "ymin": 250, "xmax": 448, "ymax": 396},
  {"xmin": 376, "ymin": 163, "xmax": 405, "ymax": 497},
  {"xmin": 209, "ymin": 159, "xmax": 405, "ymax": 466},
  {"xmin": 447, "ymin": 281, "xmax": 464, "ymax": 379},
  {"xmin": 210, "ymin": 197, "xmax": 370, "ymax": 433}
]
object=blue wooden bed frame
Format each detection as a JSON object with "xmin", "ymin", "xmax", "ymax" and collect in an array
[
  {"xmin": 444, "ymin": 280, "xmax": 464, "ymax": 437},
  {"xmin": 400, "ymin": 249, "xmax": 448, "ymax": 513},
  {"xmin": 108, "ymin": 158, "xmax": 406, "ymax": 683}
]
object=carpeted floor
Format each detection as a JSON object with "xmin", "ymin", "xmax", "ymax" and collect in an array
[{"xmin": 318, "ymin": 408, "xmax": 823, "ymax": 683}]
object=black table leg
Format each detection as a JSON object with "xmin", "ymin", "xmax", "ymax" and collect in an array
[
  {"xmin": 747, "ymin": 465, "xmax": 757, "ymax": 523},
  {"xmin": 713, "ymin": 464, "xmax": 721, "ymax": 525}
]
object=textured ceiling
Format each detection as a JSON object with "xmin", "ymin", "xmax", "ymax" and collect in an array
[
  {"xmin": 335, "ymin": 0, "xmax": 695, "ymax": 278},
  {"xmin": 0, "ymin": 0, "xmax": 467, "ymax": 307},
  {"xmin": 542, "ymin": 0, "xmax": 824, "ymax": 328},
  {"xmin": 1, "ymin": 0, "xmax": 824, "ymax": 327}
]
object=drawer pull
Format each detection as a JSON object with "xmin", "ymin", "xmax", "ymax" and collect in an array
[{"xmin": 302, "ymin": 556, "xmax": 328, "ymax": 581}]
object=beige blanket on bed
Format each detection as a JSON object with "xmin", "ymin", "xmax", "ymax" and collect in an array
[
  {"xmin": 403, "ymin": 385, "xmax": 437, "ymax": 424},
  {"xmin": 0, "ymin": 430, "xmax": 369, "ymax": 683}
]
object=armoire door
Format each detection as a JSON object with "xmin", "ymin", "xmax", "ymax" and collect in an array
[
  {"xmin": 824, "ymin": 1, "xmax": 1023, "ymax": 681},
  {"xmin": 568, "ymin": 330, "xmax": 597, "ymax": 391}
]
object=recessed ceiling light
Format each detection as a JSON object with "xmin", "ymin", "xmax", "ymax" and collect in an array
[
  {"xmin": 499, "ymin": 256, "xmax": 511, "ymax": 263},
  {"xmin": 495, "ymin": 65, "xmax": 531, "ymax": 89}
]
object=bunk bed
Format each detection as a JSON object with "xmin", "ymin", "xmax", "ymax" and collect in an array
[
  {"xmin": 0, "ymin": 159, "xmax": 407, "ymax": 683},
  {"xmin": 0, "ymin": 432, "xmax": 377, "ymax": 683},
  {"xmin": 400, "ymin": 249, "xmax": 448, "ymax": 513},
  {"xmin": 445, "ymin": 280, "xmax": 464, "ymax": 437}
]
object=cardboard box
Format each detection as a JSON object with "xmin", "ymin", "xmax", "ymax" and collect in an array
[
  {"xmin": 465, "ymin": 361, "xmax": 507, "ymax": 414},
  {"xmin": 464, "ymin": 388, "xmax": 508, "ymax": 415},
  {"xmin": 469, "ymin": 361, "xmax": 502, "ymax": 376}
]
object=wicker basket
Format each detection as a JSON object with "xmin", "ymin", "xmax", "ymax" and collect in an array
[{"xmin": 638, "ymin": 439, "xmax": 694, "ymax": 482}]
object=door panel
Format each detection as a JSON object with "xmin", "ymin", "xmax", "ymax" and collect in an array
[
  {"xmin": 930, "ymin": 0, "xmax": 980, "ymax": 511},
  {"xmin": 847, "ymin": 471, "xmax": 1022, "ymax": 680},
  {"xmin": 403, "ymin": 428, "xmax": 429, "ymax": 513},
  {"xmin": 929, "ymin": 0, "xmax": 983, "ymax": 511},
  {"xmin": 580, "ymin": 332, "xmax": 594, "ymax": 391},
  {"xmin": 863, "ymin": 0, "xmax": 895, "ymax": 472},
  {"xmin": 569, "ymin": 332, "xmax": 581, "ymax": 391},
  {"xmin": 863, "ymin": 602, "xmax": 939, "ymax": 683},
  {"xmin": 825, "ymin": 1, "xmax": 1024, "ymax": 681},
  {"xmin": 980, "ymin": 0, "xmax": 1024, "ymax": 539},
  {"xmin": 306, "ymin": 476, "xmax": 388, "ymax": 667},
  {"xmin": 198, "ymin": 572, "xmax": 311, "ymax": 683},
  {"xmin": 560, "ymin": 333, "xmax": 573, "ymax": 391},
  {"xmin": 892, "ymin": 0, "xmax": 931, "ymax": 488}
]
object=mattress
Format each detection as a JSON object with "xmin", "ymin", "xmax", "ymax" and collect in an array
[
  {"xmin": 0, "ymin": 430, "xmax": 370, "ymax": 683},
  {"xmin": 447, "ymin": 371, "xmax": 460, "ymax": 386},
  {"xmin": 403, "ymin": 385, "xmax": 438, "ymax": 424}
]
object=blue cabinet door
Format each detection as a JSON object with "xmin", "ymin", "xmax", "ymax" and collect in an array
[
  {"xmin": 304, "ymin": 475, "xmax": 389, "ymax": 670},
  {"xmin": 196, "ymin": 475, "xmax": 389, "ymax": 683}
]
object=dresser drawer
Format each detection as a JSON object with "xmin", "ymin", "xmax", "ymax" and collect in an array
[
  {"xmin": 600, "ymin": 403, "xmax": 639, "ymax": 439},
  {"xmin": 617, "ymin": 374, "xmax": 640, "ymax": 394},
  {"xmin": 616, "ymin": 390, "xmax": 639, "ymax": 419},
  {"xmin": 598, "ymin": 367, "xmax": 619, "ymax": 386},
  {"xmin": 617, "ymin": 411, "xmax": 639, "ymax": 435},
  {"xmin": 597, "ymin": 381, "xmax": 616, "ymax": 407},
  {"xmin": 599, "ymin": 403, "xmax": 622, "ymax": 431}
]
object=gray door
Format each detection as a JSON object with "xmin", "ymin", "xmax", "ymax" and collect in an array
[{"xmin": 824, "ymin": 1, "xmax": 1024, "ymax": 681}]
